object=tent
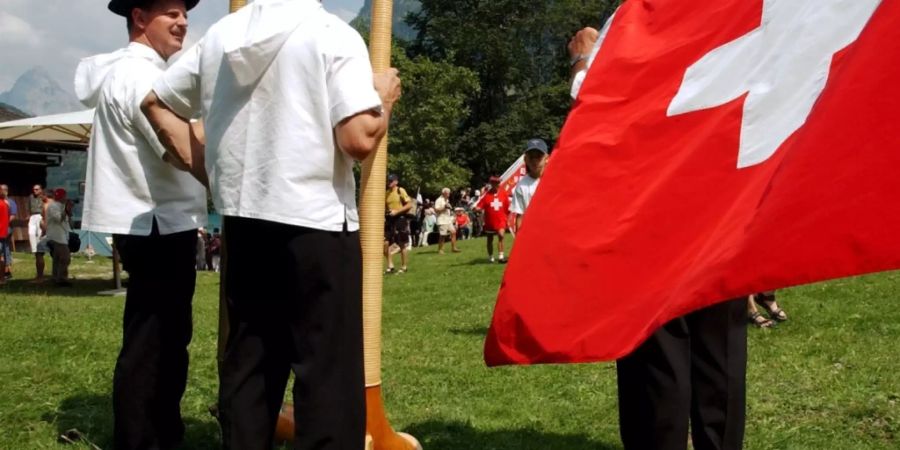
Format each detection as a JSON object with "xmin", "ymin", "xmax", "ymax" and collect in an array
[{"xmin": 0, "ymin": 109, "xmax": 93, "ymax": 148}]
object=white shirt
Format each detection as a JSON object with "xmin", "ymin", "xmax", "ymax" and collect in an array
[
  {"xmin": 153, "ymin": 0, "xmax": 382, "ymax": 232},
  {"xmin": 434, "ymin": 196, "xmax": 453, "ymax": 225},
  {"xmin": 571, "ymin": 11, "xmax": 617, "ymax": 100},
  {"xmin": 75, "ymin": 43, "xmax": 208, "ymax": 236},
  {"xmin": 510, "ymin": 174, "xmax": 541, "ymax": 215}
]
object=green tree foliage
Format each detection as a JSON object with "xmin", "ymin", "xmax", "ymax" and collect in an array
[
  {"xmin": 403, "ymin": 0, "xmax": 618, "ymax": 181},
  {"xmin": 386, "ymin": 44, "xmax": 480, "ymax": 197}
]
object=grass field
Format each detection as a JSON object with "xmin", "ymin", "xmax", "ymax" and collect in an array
[{"xmin": 0, "ymin": 237, "xmax": 898, "ymax": 449}]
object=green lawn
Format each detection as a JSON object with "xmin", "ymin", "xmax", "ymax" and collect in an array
[{"xmin": 0, "ymin": 238, "xmax": 898, "ymax": 449}]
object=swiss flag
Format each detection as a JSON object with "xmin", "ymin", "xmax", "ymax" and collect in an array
[{"xmin": 485, "ymin": 0, "xmax": 900, "ymax": 365}]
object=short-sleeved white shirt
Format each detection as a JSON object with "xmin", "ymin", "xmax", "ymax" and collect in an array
[
  {"xmin": 153, "ymin": 0, "xmax": 382, "ymax": 232},
  {"xmin": 570, "ymin": 11, "xmax": 617, "ymax": 100},
  {"xmin": 78, "ymin": 43, "xmax": 208, "ymax": 236},
  {"xmin": 510, "ymin": 174, "xmax": 541, "ymax": 215}
]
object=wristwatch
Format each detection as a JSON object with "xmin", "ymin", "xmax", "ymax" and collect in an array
[{"xmin": 570, "ymin": 53, "xmax": 588, "ymax": 67}]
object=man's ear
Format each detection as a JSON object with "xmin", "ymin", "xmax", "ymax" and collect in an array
[{"xmin": 131, "ymin": 8, "xmax": 147, "ymax": 32}]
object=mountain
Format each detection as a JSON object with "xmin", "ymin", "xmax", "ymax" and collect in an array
[
  {"xmin": 352, "ymin": 0, "xmax": 421, "ymax": 42},
  {"xmin": 0, "ymin": 102, "xmax": 30, "ymax": 122},
  {"xmin": 0, "ymin": 67, "xmax": 83, "ymax": 116}
]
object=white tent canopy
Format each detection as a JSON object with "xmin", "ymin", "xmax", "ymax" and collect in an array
[{"xmin": 0, "ymin": 109, "xmax": 94, "ymax": 144}]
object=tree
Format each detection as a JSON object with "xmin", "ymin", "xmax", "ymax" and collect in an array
[
  {"xmin": 405, "ymin": 0, "xmax": 618, "ymax": 181},
  {"xmin": 385, "ymin": 44, "xmax": 480, "ymax": 197}
]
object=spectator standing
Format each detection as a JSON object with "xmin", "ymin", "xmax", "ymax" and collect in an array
[
  {"xmin": 208, "ymin": 228, "xmax": 222, "ymax": 272},
  {"xmin": 45, "ymin": 188, "xmax": 72, "ymax": 286},
  {"xmin": 475, "ymin": 176, "xmax": 511, "ymax": 263},
  {"xmin": 420, "ymin": 207, "xmax": 436, "ymax": 247},
  {"xmin": 1, "ymin": 184, "xmax": 15, "ymax": 279},
  {"xmin": 510, "ymin": 139, "xmax": 549, "ymax": 231},
  {"xmin": 384, "ymin": 174, "xmax": 412, "ymax": 274},
  {"xmin": 27, "ymin": 184, "xmax": 46, "ymax": 276},
  {"xmin": 435, "ymin": 188, "xmax": 461, "ymax": 254},
  {"xmin": 0, "ymin": 191, "xmax": 8, "ymax": 287}
]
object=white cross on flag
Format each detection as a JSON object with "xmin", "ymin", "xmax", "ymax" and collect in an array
[{"xmin": 486, "ymin": 0, "xmax": 900, "ymax": 365}]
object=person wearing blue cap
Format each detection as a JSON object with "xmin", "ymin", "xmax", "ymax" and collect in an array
[
  {"xmin": 510, "ymin": 138, "xmax": 549, "ymax": 230},
  {"xmin": 74, "ymin": 1, "xmax": 207, "ymax": 448}
]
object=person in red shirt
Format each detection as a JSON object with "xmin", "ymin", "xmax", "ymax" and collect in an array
[
  {"xmin": 0, "ymin": 196, "xmax": 8, "ymax": 286},
  {"xmin": 475, "ymin": 176, "xmax": 511, "ymax": 263}
]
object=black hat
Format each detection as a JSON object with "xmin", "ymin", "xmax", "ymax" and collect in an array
[{"xmin": 108, "ymin": 0, "xmax": 200, "ymax": 17}]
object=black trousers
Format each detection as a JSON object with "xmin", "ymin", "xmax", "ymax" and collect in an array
[
  {"xmin": 218, "ymin": 217, "xmax": 365, "ymax": 450},
  {"xmin": 113, "ymin": 225, "xmax": 197, "ymax": 450},
  {"xmin": 617, "ymin": 298, "xmax": 747, "ymax": 450}
]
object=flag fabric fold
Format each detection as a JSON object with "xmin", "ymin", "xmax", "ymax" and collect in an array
[{"xmin": 485, "ymin": 0, "xmax": 900, "ymax": 366}]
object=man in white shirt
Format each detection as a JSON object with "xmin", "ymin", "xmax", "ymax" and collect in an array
[
  {"xmin": 510, "ymin": 138, "xmax": 549, "ymax": 231},
  {"xmin": 141, "ymin": 0, "xmax": 401, "ymax": 448},
  {"xmin": 569, "ymin": 20, "xmax": 748, "ymax": 450},
  {"xmin": 73, "ymin": 1, "xmax": 207, "ymax": 448},
  {"xmin": 434, "ymin": 187, "xmax": 461, "ymax": 254}
]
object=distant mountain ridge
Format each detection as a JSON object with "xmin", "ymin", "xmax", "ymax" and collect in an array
[
  {"xmin": 0, "ymin": 102, "xmax": 30, "ymax": 122},
  {"xmin": 0, "ymin": 67, "xmax": 82, "ymax": 116},
  {"xmin": 353, "ymin": 0, "xmax": 420, "ymax": 41}
]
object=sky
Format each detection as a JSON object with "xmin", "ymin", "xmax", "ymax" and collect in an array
[{"xmin": 0, "ymin": 0, "xmax": 365, "ymax": 94}]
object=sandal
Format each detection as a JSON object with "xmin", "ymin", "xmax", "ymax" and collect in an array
[
  {"xmin": 396, "ymin": 267, "xmax": 407, "ymax": 274},
  {"xmin": 749, "ymin": 311, "xmax": 775, "ymax": 328},
  {"xmin": 384, "ymin": 267, "xmax": 395, "ymax": 274},
  {"xmin": 754, "ymin": 296, "xmax": 788, "ymax": 322}
]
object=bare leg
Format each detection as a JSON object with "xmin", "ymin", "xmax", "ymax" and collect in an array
[
  {"xmin": 383, "ymin": 241, "xmax": 394, "ymax": 270},
  {"xmin": 438, "ymin": 235, "xmax": 445, "ymax": 254},
  {"xmin": 486, "ymin": 234, "xmax": 494, "ymax": 260},
  {"xmin": 400, "ymin": 247, "xmax": 408, "ymax": 270},
  {"xmin": 450, "ymin": 230, "xmax": 460, "ymax": 252},
  {"xmin": 497, "ymin": 231, "xmax": 506, "ymax": 261},
  {"xmin": 35, "ymin": 254, "xmax": 45, "ymax": 280}
]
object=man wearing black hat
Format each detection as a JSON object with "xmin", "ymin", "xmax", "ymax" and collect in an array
[{"xmin": 74, "ymin": 1, "xmax": 207, "ymax": 449}]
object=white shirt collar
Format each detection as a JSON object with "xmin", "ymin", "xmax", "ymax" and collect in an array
[{"xmin": 127, "ymin": 42, "xmax": 168, "ymax": 71}]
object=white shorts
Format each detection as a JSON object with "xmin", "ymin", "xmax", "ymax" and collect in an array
[
  {"xmin": 28, "ymin": 214, "xmax": 43, "ymax": 253},
  {"xmin": 438, "ymin": 223, "xmax": 456, "ymax": 237}
]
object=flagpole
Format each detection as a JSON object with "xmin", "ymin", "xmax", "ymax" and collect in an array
[{"xmin": 360, "ymin": 1, "xmax": 420, "ymax": 449}]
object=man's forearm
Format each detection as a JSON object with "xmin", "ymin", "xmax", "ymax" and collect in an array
[{"xmin": 142, "ymin": 92, "xmax": 208, "ymax": 187}]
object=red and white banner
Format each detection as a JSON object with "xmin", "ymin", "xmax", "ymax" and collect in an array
[{"xmin": 485, "ymin": 0, "xmax": 900, "ymax": 365}]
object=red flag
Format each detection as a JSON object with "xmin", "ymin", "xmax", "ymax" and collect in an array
[{"xmin": 485, "ymin": 0, "xmax": 900, "ymax": 366}]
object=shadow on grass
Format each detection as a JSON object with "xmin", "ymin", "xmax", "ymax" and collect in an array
[
  {"xmin": 405, "ymin": 420, "xmax": 620, "ymax": 450},
  {"xmin": 2, "ymin": 278, "xmax": 122, "ymax": 298},
  {"xmin": 43, "ymin": 393, "xmax": 221, "ymax": 449},
  {"xmin": 449, "ymin": 259, "xmax": 504, "ymax": 268},
  {"xmin": 448, "ymin": 326, "xmax": 489, "ymax": 337}
]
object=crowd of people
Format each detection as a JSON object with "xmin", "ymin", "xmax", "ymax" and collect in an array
[
  {"xmin": 383, "ymin": 137, "xmax": 550, "ymax": 272},
  {"xmin": 0, "ymin": 183, "xmax": 76, "ymax": 287}
]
